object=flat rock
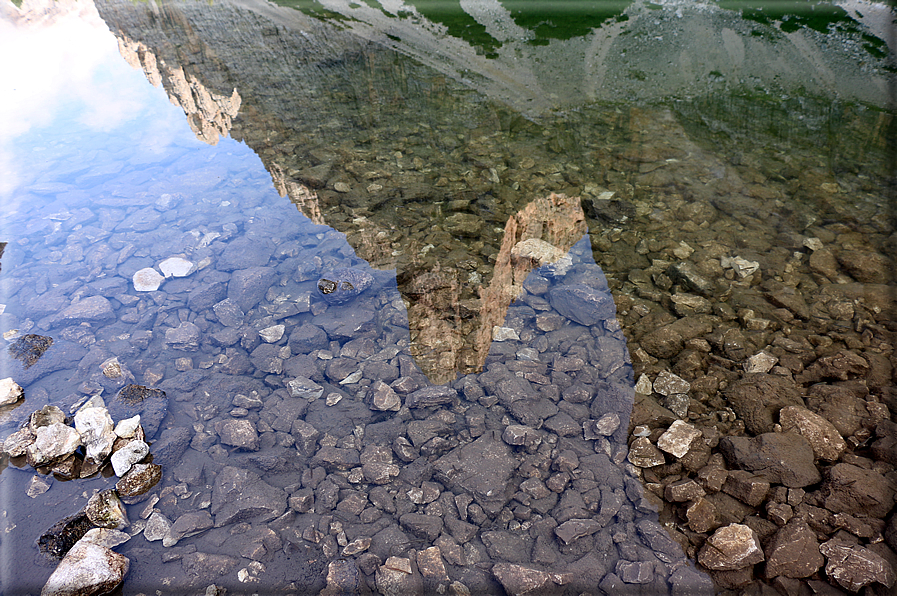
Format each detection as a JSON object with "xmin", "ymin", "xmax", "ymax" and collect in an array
[
  {"xmin": 59, "ymin": 296, "xmax": 115, "ymax": 323},
  {"xmin": 218, "ymin": 419, "xmax": 259, "ymax": 451},
  {"xmin": 719, "ymin": 432, "xmax": 819, "ymax": 488},
  {"xmin": 657, "ymin": 420, "xmax": 702, "ymax": 459},
  {"xmin": 548, "ymin": 283, "xmax": 615, "ymax": 326},
  {"xmin": 227, "ymin": 266, "xmax": 277, "ymax": 312},
  {"xmin": 764, "ymin": 520, "xmax": 823, "ymax": 579},
  {"xmin": 217, "ymin": 236, "xmax": 273, "ymax": 271},
  {"xmin": 210, "ymin": 466, "xmax": 286, "ymax": 527},
  {"xmin": 406, "ymin": 385, "xmax": 457, "ymax": 408},
  {"xmin": 433, "ymin": 430, "xmax": 520, "ymax": 515},
  {"xmin": 133, "ymin": 267, "xmax": 164, "ymax": 291},
  {"xmin": 492, "ymin": 563, "xmax": 554, "ymax": 596}
]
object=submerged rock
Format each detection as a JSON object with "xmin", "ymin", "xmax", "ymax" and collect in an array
[
  {"xmin": 8, "ymin": 334, "xmax": 53, "ymax": 369},
  {"xmin": 85, "ymin": 489, "xmax": 129, "ymax": 530},
  {"xmin": 316, "ymin": 267, "xmax": 373, "ymax": 304}
]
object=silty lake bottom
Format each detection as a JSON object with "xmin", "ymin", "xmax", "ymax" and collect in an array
[{"xmin": 0, "ymin": 0, "xmax": 896, "ymax": 594}]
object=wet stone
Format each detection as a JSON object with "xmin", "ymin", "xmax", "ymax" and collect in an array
[
  {"xmin": 719, "ymin": 433, "xmax": 820, "ymax": 488},
  {"xmin": 548, "ymin": 283, "xmax": 615, "ymax": 326},
  {"xmin": 583, "ymin": 412, "xmax": 620, "ymax": 439},
  {"xmin": 116, "ymin": 463, "xmax": 162, "ymax": 497},
  {"xmin": 433, "ymin": 430, "xmax": 520, "ymax": 515},
  {"xmin": 39, "ymin": 512, "xmax": 94, "ymax": 560},
  {"xmin": 657, "ymin": 420, "xmax": 702, "ymax": 459},
  {"xmin": 164, "ymin": 322, "xmax": 202, "ymax": 351},
  {"xmin": 616, "ymin": 560, "xmax": 654, "ymax": 584},
  {"xmin": 821, "ymin": 463, "xmax": 896, "ymax": 518},
  {"xmin": 405, "ymin": 385, "xmax": 457, "ymax": 408},
  {"xmin": 665, "ymin": 478, "xmax": 705, "ymax": 502},
  {"xmin": 288, "ymin": 376, "xmax": 324, "ymax": 400},
  {"xmin": 27, "ymin": 423, "xmax": 82, "ymax": 467},
  {"xmin": 85, "ymin": 489, "xmax": 129, "ymax": 530},
  {"xmin": 555, "ymin": 518, "xmax": 602, "ymax": 545},
  {"xmin": 723, "ymin": 373, "xmax": 804, "ymax": 434},
  {"xmin": 317, "ymin": 267, "xmax": 373, "ymax": 304},
  {"xmin": 213, "ymin": 299, "xmax": 245, "ymax": 327},
  {"xmin": 210, "ymin": 466, "xmax": 286, "ymax": 527},
  {"xmin": 491, "ymin": 563, "xmax": 554, "ymax": 596},
  {"xmin": 819, "ymin": 539, "xmax": 896, "ymax": 592},
  {"xmin": 8, "ymin": 333, "xmax": 53, "ymax": 369},
  {"xmin": 653, "ymin": 371, "xmax": 691, "ymax": 396},
  {"xmin": 41, "ymin": 535, "xmax": 129, "ymax": 596},
  {"xmin": 416, "ymin": 546, "xmax": 450, "ymax": 582},
  {"xmin": 698, "ymin": 523, "xmax": 765, "ymax": 571},
  {"xmin": 370, "ymin": 381, "xmax": 401, "ymax": 411}
]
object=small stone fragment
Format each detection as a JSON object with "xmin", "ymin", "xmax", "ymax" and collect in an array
[
  {"xmin": 657, "ymin": 420, "xmax": 702, "ymax": 459},
  {"xmin": 698, "ymin": 524, "xmax": 764, "ymax": 571}
]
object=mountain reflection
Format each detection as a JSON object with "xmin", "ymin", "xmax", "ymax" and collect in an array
[{"xmin": 93, "ymin": 0, "xmax": 894, "ymax": 382}]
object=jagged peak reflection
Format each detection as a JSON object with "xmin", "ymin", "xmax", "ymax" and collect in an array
[{"xmin": 117, "ymin": 35, "xmax": 242, "ymax": 145}]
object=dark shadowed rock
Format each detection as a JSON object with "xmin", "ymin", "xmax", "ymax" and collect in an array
[
  {"xmin": 433, "ymin": 430, "xmax": 521, "ymax": 515},
  {"xmin": 317, "ymin": 267, "xmax": 374, "ymax": 304},
  {"xmin": 548, "ymin": 284, "xmax": 615, "ymax": 326},
  {"xmin": 217, "ymin": 236, "xmax": 274, "ymax": 271},
  {"xmin": 719, "ymin": 433, "xmax": 820, "ymax": 488},
  {"xmin": 723, "ymin": 374, "xmax": 804, "ymax": 434},
  {"xmin": 210, "ymin": 466, "xmax": 286, "ymax": 527},
  {"xmin": 820, "ymin": 464, "xmax": 896, "ymax": 518},
  {"xmin": 227, "ymin": 267, "xmax": 277, "ymax": 312},
  {"xmin": 764, "ymin": 520, "xmax": 823, "ymax": 579}
]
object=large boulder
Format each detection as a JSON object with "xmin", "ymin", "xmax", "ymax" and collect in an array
[{"xmin": 41, "ymin": 533, "xmax": 129, "ymax": 596}]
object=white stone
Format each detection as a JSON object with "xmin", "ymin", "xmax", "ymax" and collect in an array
[
  {"xmin": 653, "ymin": 371, "xmax": 691, "ymax": 396},
  {"xmin": 27, "ymin": 423, "xmax": 82, "ymax": 466},
  {"xmin": 326, "ymin": 393, "xmax": 343, "ymax": 406},
  {"xmin": 110, "ymin": 440, "xmax": 150, "ymax": 477},
  {"xmin": 132, "ymin": 267, "xmax": 164, "ymax": 292},
  {"xmin": 114, "ymin": 415, "xmax": 141, "ymax": 438},
  {"xmin": 743, "ymin": 350, "xmax": 778, "ymax": 374},
  {"xmin": 634, "ymin": 374, "xmax": 653, "ymax": 395},
  {"xmin": 0, "ymin": 377, "xmax": 23, "ymax": 406},
  {"xmin": 803, "ymin": 237, "xmax": 824, "ymax": 251},
  {"xmin": 721, "ymin": 256, "xmax": 760, "ymax": 278},
  {"xmin": 41, "ymin": 537, "xmax": 129, "ymax": 596},
  {"xmin": 27, "ymin": 474, "xmax": 53, "ymax": 498},
  {"xmin": 159, "ymin": 257, "xmax": 193, "ymax": 278},
  {"xmin": 259, "ymin": 325, "xmax": 285, "ymax": 343},
  {"xmin": 672, "ymin": 242, "xmax": 694, "ymax": 259},
  {"xmin": 657, "ymin": 420, "xmax": 702, "ymax": 459},
  {"xmin": 80, "ymin": 528, "xmax": 130, "ymax": 549},
  {"xmin": 143, "ymin": 511, "xmax": 171, "ymax": 542},
  {"xmin": 492, "ymin": 326, "xmax": 520, "ymax": 342},
  {"xmin": 74, "ymin": 407, "xmax": 116, "ymax": 465},
  {"xmin": 288, "ymin": 376, "xmax": 324, "ymax": 400},
  {"xmin": 339, "ymin": 369, "xmax": 363, "ymax": 385}
]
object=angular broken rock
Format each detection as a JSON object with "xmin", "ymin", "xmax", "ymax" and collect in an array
[
  {"xmin": 764, "ymin": 520, "xmax": 823, "ymax": 579},
  {"xmin": 116, "ymin": 463, "xmax": 162, "ymax": 497},
  {"xmin": 371, "ymin": 381, "xmax": 401, "ymax": 411},
  {"xmin": 27, "ymin": 423, "xmax": 81, "ymax": 467},
  {"xmin": 405, "ymin": 386, "xmax": 457, "ymax": 408},
  {"xmin": 288, "ymin": 376, "xmax": 324, "ymax": 400},
  {"xmin": 110, "ymin": 440, "xmax": 149, "ymax": 477},
  {"xmin": 778, "ymin": 405, "xmax": 846, "ymax": 462},
  {"xmin": 554, "ymin": 519, "xmax": 602, "ymax": 545},
  {"xmin": 0, "ymin": 377, "xmax": 24, "ymax": 406},
  {"xmin": 653, "ymin": 371, "xmax": 690, "ymax": 396},
  {"xmin": 433, "ymin": 430, "xmax": 520, "ymax": 515},
  {"xmin": 492, "ymin": 563, "xmax": 554, "ymax": 596},
  {"xmin": 41, "ymin": 534, "xmax": 129, "ymax": 596},
  {"xmin": 820, "ymin": 539, "xmax": 896, "ymax": 592},
  {"xmin": 74, "ymin": 407, "xmax": 116, "ymax": 465},
  {"xmin": 218, "ymin": 419, "xmax": 259, "ymax": 451},
  {"xmin": 697, "ymin": 524, "xmax": 764, "ymax": 571},
  {"xmin": 657, "ymin": 420, "xmax": 702, "ymax": 459},
  {"xmin": 627, "ymin": 437, "xmax": 665, "ymax": 468},
  {"xmin": 159, "ymin": 256, "xmax": 193, "ymax": 278},
  {"xmin": 376, "ymin": 556, "xmax": 421, "ymax": 596},
  {"xmin": 210, "ymin": 466, "xmax": 286, "ymax": 527},
  {"xmin": 85, "ymin": 489, "xmax": 129, "ymax": 530}
]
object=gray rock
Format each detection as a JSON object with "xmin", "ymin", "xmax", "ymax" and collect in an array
[
  {"xmin": 492, "ymin": 563, "xmax": 554, "ymax": 596},
  {"xmin": 555, "ymin": 519, "xmax": 601, "ymax": 545},
  {"xmin": 228, "ymin": 266, "xmax": 277, "ymax": 312},
  {"xmin": 317, "ymin": 267, "xmax": 373, "ymax": 304},
  {"xmin": 217, "ymin": 236, "xmax": 274, "ymax": 271},
  {"xmin": 779, "ymin": 405, "xmax": 846, "ymax": 462},
  {"xmin": 719, "ymin": 432, "xmax": 820, "ymax": 488},
  {"xmin": 405, "ymin": 385, "xmax": 457, "ymax": 408},
  {"xmin": 218, "ymin": 419, "xmax": 259, "ymax": 451},
  {"xmin": 548, "ymin": 284, "xmax": 615, "ymax": 326},
  {"xmin": 666, "ymin": 261, "xmax": 714, "ymax": 296},
  {"xmin": 433, "ymin": 430, "xmax": 521, "ymax": 515},
  {"xmin": 249, "ymin": 343, "xmax": 283, "ymax": 374},
  {"xmin": 164, "ymin": 322, "xmax": 201, "ymax": 351},
  {"xmin": 149, "ymin": 427, "xmax": 191, "ymax": 467},
  {"xmin": 212, "ymin": 298, "xmax": 245, "ymax": 327},
  {"xmin": 321, "ymin": 559, "xmax": 360, "ymax": 596},
  {"xmin": 399, "ymin": 513, "xmax": 443, "ymax": 541},
  {"xmin": 210, "ymin": 466, "xmax": 286, "ymax": 527},
  {"xmin": 187, "ymin": 281, "xmax": 228, "ymax": 312},
  {"xmin": 288, "ymin": 324, "xmax": 329, "ymax": 353},
  {"xmin": 110, "ymin": 440, "xmax": 149, "ymax": 476},
  {"xmin": 181, "ymin": 552, "xmax": 240, "ymax": 577},
  {"xmin": 167, "ymin": 511, "xmax": 214, "ymax": 545},
  {"xmin": 59, "ymin": 296, "xmax": 115, "ymax": 323}
]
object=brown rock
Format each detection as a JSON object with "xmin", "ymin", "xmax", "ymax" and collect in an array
[
  {"xmin": 723, "ymin": 374, "xmax": 803, "ymax": 434},
  {"xmin": 492, "ymin": 563, "xmax": 555, "ymax": 596},
  {"xmin": 779, "ymin": 405, "xmax": 846, "ymax": 462},
  {"xmin": 697, "ymin": 524, "xmax": 764, "ymax": 571},
  {"xmin": 821, "ymin": 463, "xmax": 896, "ymax": 518},
  {"xmin": 820, "ymin": 538, "xmax": 896, "ymax": 592},
  {"xmin": 764, "ymin": 520, "xmax": 824, "ymax": 579},
  {"xmin": 416, "ymin": 547, "xmax": 449, "ymax": 582},
  {"xmin": 719, "ymin": 433, "xmax": 820, "ymax": 488}
]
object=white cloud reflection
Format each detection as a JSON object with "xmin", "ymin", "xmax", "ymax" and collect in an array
[{"xmin": 0, "ymin": 0, "xmax": 192, "ymax": 197}]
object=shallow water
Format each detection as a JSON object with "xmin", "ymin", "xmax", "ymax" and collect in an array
[{"xmin": 0, "ymin": 0, "xmax": 895, "ymax": 594}]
